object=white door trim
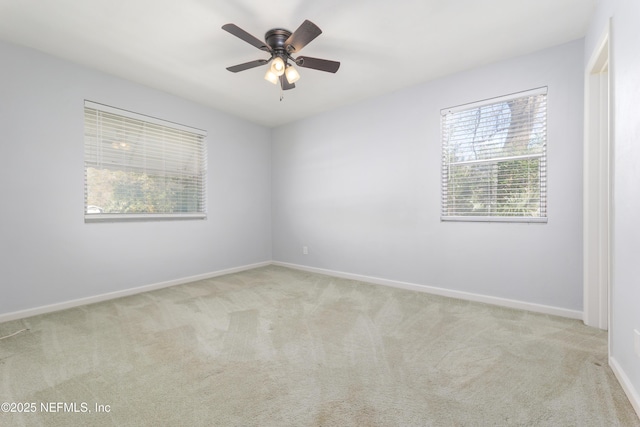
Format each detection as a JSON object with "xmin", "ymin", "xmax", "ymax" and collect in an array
[{"xmin": 583, "ymin": 21, "xmax": 611, "ymax": 331}]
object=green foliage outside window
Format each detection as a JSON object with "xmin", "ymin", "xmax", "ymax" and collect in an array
[
  {"xmin": 86, "ymin": 168, "xmax": 201, "ymax": 214},
  {"xmin": 442, "ymin": 90, "xmax": 547, "ymax": 220}
]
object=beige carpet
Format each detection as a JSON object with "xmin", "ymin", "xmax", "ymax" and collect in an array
[{"xmin": 0, "ymin": 265, "xmax": 638, "ymax": 426}]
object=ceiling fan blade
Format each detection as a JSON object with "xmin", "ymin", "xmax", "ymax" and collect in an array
[
  {"xmin": 226, "ymin": 59, "xmax": 269, "ymax": 73},
  {"xmin": 280, "ymin": 75, "xmax": 296, "ymax": 90},
  {"xmin": 284, "ymin": 20, "xmax": 322, "ymax": 53},
  {"xmin": 295, "ymin": 56, "xmax": 340, "ymax": 73},
  {"xmin": 222, "ymin": 23, "xmax": 271, "ymax": 52}
]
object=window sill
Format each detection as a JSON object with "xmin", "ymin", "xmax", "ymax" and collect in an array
[
  {"xmin": 441, "ymin": 216, "xmax": 547, "ymax": 223},
  {"xmin": 85, "ymin": 213, "xmax": 206, "ymax": 223}
]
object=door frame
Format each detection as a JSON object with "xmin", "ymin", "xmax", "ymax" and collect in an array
[{"xmin": 583, "ymin": 20, "xmax": 611, "ymax": 331}]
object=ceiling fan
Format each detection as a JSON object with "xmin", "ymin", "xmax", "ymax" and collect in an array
[{"xmin": 222, "ymin": 20, "xmax": 340, "ymax": 92}]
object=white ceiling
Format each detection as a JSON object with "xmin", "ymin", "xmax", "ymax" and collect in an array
[{"xmin": 0, "ymin": 0, "xmax": 597, "ymax": 127}]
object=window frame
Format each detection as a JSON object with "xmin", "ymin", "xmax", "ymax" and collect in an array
[
  {"xmin": 83, "ymin": 101, "xmax": 208, "ymax": 222},
  {"xmin": 440, "ymin": 87, "xmax": 548, "ymax": 223}
]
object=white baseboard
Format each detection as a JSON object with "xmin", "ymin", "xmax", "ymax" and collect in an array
[
  {"xmin": 272, "ymin": 261, "xmax": 583, "ymax": 320},
  {"xmin": 0, "ymin": 260, "xmax": 582, "ymax": 324},
  {"xmin": 610, "ymin": 356, "xmax": 640, "ymax": 419},
  {"xmin": 0, "ymin": 261, "xmax": 271, "ymax": 323}
]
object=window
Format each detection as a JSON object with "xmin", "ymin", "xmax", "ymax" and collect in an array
[
  {"xmin": 441, "ymin": 88, "xmax": 547, "ymax": 222},
  {"xmin": 84, "ymin": 101, "xmax": 207, "ymax": 221}
]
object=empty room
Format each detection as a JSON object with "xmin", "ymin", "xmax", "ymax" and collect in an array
[{"xmin": 1, "ymin": 0, "xmax": 639, "ymax": 425}]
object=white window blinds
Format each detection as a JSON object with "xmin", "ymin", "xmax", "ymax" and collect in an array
[
  {"xmin": 84, "ymin": 101, "xmax": 207, "ymax": 221},
  {"xmin": 441, "ymin": 88, "xmax": 547, "ymax": 222}
]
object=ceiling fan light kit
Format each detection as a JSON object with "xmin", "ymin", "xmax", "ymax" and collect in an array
[{"xmin": 222, "ymin": 20, "xmax": 340, "ymax": 98}]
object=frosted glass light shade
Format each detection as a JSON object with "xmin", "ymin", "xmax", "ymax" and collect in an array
[
  {"xmin": 285, "ymin": 65, "xmax": 300, "ymax": 84},
  {"xmin": 270, "ymin": 57, "xmax": 285, "ymax": 76},
  {"xmin": 264, "ymin": 70, "xmax": 279, "ymax": 84}
]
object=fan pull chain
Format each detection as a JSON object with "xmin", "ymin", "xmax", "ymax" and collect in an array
[{"xmin": 280, "ymin": 84, "xmax": 284, "ymax": 101}]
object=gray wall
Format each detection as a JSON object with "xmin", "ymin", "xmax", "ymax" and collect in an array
[
  {"xmin": 0, "ymin": 41, "xmax": 272, "ymax": 316},
  {"xmin": 272, "ymin": 40, "xmax": 584, "ymax": 312},
  {"xmin": 0, "ymin": 38, "xmax": 587, "ymax": 319},
  {"xmin": 586, "ymin": 0, "xmax": 640, "ymax": 410}
]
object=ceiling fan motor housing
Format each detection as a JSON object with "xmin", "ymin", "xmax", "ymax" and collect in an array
[
  {"xmin": 265, "ymin": 28, "xmax": 293, "ymax": 63},
  {"xmin": 265, "ymin": 29, "xmax": 292, "ymax": 50}
]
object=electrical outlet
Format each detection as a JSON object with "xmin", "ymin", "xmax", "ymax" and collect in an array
[
  {"xmin": 303, "ymin": 246, "xmax": 308, "ymax": 255},
  {"xmin": 634, "ymin": 329, "xmax": 640, "ymax": 358}
]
